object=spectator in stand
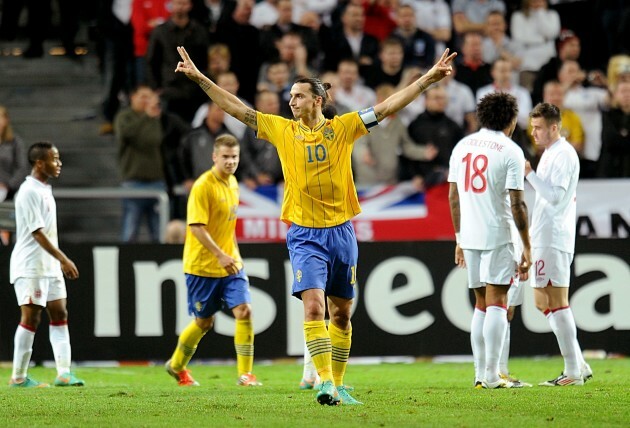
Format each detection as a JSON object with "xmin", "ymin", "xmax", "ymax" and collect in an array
[
  {"xmin": 179, "ymin": 101, "xmax": 234, "ymax": 191},
  {"xmin": 476, "ymin": 58, "xmax": 532, "ymax": 130},
  {"xmin": 214, "ymin": 0, "xmax": 262, "ymax": 104},
  {"xmin": 323, "ymin": 2, "xmax": 380, "ymax": 77},
  {"xmin": 257, "ymin": 61, "xmax": 293, "ymax": 118},
  {"xmin": 290, "ymin": 0, "xmax": 337, "ymax": 27},
  {"xmin": 98, "ymin": 0, "xmax": 134, "ymax": 135},
  {"xmin": 298, "ymin": 11, "xmax": 333, "ymax": 71},
  {"xmin": 239, "ymin": 90, "xmax": 284, "ymax": 189},
  {"xmin": 599, "ymin": 81, "xmax": 630, "ymax": 178},
  {"xmin": 353, "ymin": 83, "xmax": 438, "ymax": 187},
  {"xmin": 454, "ymin": 32, "xmax": 493, "ymax": 96},
  {"xmin": 114, "ymin": 85, "xmax": 167, "ymax": 243},
  {"xmin": 363, "ymin": 0, "xmax": 398, "ymax": 42},
  {"xmin": 607, "ymin": 55, "xmax": 630, "ymax": 94},
  {"xmin": 482, "ymin": 11, "xmax": 522, "ymax": 73},
  {"xmin": 404, "ymin": 0, "xmax": 452, "ymax": 55},
  {"xmin": 510, "ymin": 0, "xmax": 560, "ymax": 92},
  {"xmin": 131, "ymin": 0, "xmax": 170, "ymax": 85},
  {"xmin": 318, "ymin": 71, "xmax": 352, "ymax": 115},
  {"xmin": 527, "ymin": 80, "xmax": 584, "ymax": 167},
  {"xmin": 532, "ymin": 29, "xmax": 581, "ymax": 106},
  {"xmin": 0, "ymin": 106, "xmax": 29, "ymax": 204},
  {"xmin": 403, "ymin": 85, "xmax": 463, "ymax": 190},
  {"xmin": 250, "ymin": 0, "xmax": 279, "ymax": 29},
  {"xmin": 146, "ymin": 0, "xmax": 210, "ymax": 122},
  {"xmin": 193, "ymin": 71, "xmax": 250, "ymax": 139},
  {"xmin": 206, "ymin": 43, "xmax": 231, "ymax": 81},
  {"xmin": 440, "ymin": 65, "xmax": 478, "ymax": 135},
  {"xmin": 559, "ymin": 60, "xmax": 609, "ymax": 178},
  {"xmin": 190, "ymin": 0, "xmax": 236, "ymax": 38},
  {"xmin": 390, "ymin": 4, "xmax": 436, "ymax": 69},
  {"xmin": 259, "ymin": 0, "xmax": 319, "ymax": 67},
  {"xmin": 152, "ymin": 94, "xmax": 192, "ymax": 220},
  {"xmin": 363, "ymin": 37, "xmax": 406, "ymax": 89},
  {"xmin": 451, "ymin": 0, "xmax": 506, "ymax": 50},
  {"xmin": 335, "ymin": 59, "xmax": 377, "ymax": 113}
]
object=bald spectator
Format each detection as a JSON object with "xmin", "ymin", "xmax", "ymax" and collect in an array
[
  {"xmin": 454, "ymin": 32, "xmax": 493, "ymax": 95},
  {"xmin": 334, "ymin": 59, "xmax": 377, "ymax": 112},
  {"xmin": 390, "ymin": 4, "xmax": 436, "ymax": 69},
  {"xmin": 482, "ymin": 11, "xmax": 522, "ymax": 72}
]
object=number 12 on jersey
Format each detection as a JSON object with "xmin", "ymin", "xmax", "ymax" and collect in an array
[{"xmin": 462, "ymin": 153, "xmax": 488, "ymax": 193}]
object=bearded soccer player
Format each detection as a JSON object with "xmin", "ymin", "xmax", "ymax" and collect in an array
[{"xmin": 174, "ymin": 45, "xmax": 456, "ymax": 405}]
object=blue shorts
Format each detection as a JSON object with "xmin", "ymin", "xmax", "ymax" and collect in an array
[
  {"xmin": 286, "ymin": 221, "xmax": 358, "ymax": 299},
  {"xmin": 185, "ymin": 270, "xmax": 251, "ymax": 319}
]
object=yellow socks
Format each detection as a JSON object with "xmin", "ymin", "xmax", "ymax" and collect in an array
[
  {"xmin": 329, "ymin": 322, "xmax": 352, "ymax": 387},
  {"xmin": 170, "ymin": 320, "xmax": 207, "ymax": 372},
  {"xmin": 304, "ymin": 320, "xmax": 333, "ymax": 382},
  {"xmin": 235, "ymin": 319, "xmax": 254, "ymax": 376}
]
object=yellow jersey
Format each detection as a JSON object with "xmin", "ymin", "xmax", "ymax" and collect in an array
[
  {"xmin": 256, "ymin": 111, "xmax": 368, "ymax": 227},
  {"xmin": 183, "ymin": 167, "xmax": 242, "ymax": 277}
]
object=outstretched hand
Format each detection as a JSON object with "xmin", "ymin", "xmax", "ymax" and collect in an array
[
  {"xmin": 175, "ymin": 46, "xmax": 202, "ymax": 83},
  {"xmin": 425, "ymin": 48, "xmax": 457, "ymax": 84}
]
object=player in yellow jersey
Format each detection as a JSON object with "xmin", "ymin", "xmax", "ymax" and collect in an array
[
  {"xmin": 175, "ymin": 46, "xmax": 457, "ymax": 405},
  {"xmin": 165, "ymin": 134, "xmax": 262, "ymax": 388}
]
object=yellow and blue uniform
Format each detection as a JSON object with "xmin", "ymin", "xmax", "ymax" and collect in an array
[
  {"xmin": 183, "ymin": 167, "xmax": 250, "ymax": 318},
  {"xmin": 257, "ymin": 109, "xmax": 376, "ymax": 391},
  {"xmin": 256, "ymin": 111, "xmax": 369, "ymax": 228}
]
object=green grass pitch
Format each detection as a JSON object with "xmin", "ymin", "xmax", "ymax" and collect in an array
[{"xmin": 1, "ymin": 357, "xmax": 628, "ymax": 427}]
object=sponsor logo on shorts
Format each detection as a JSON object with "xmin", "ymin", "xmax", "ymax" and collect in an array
[{"xmin": 296, "ymin": 270, "xmax": 302, "ymax": 283}]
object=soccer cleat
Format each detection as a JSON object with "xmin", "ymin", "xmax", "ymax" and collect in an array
[
  {"xmin": 54, "ymin": 372, "xmax": 85, "ymax": 387},
  {"xmin": 337, "ymin": 385, "xmax": 363, "ymax": 405},
  {"xmin": 539, "ymin": 374, "xmax": 584, "ymax": 387},
  {"xmin": 474, "ymin": 381, "xmax": 483, "ymax": 389},
  {"xmin": 299, "ymin": 376, "xmax": 321, "ymax": 390},
  {"xmin": 500, "ymin": 373, "xmax": 532, "ymax": 388},
  {"xmin": 582, "ymin": 363, "xmax": 593, "ymax": 382},
  {"xmin": 165, "ymin": 359, "xmax": 199, "ymax": 387},
  {"xmin": 482, "ymin": 378, "xmax": 514, "ymax": 389},
  {"xmin": 316, "ymin": 380, "xmax": 340, "ymax": 406},
  {"xmin": 237, "ymin": 373, "xmax": 262, "ymax": 386},
  {"xmin": 9, "ymin": 377, "xmax": 50, "ymax": 388}
]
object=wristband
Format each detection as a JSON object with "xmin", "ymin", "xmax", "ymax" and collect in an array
[{"xmin": 455, "ymin": 233, "xmax": 461, "ymax": 244}]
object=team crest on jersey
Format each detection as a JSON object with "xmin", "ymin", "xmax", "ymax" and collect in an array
[
  {"xmin": 323, "ymin": 126, "xmax": 335, "ymax": 141},
  {"xmin": 34, "ymin": 289, "xmax": 42, "ymax": 299},
  {"xmin": 195, "ymin": 301, "xmax": 203, "ymax": 312},
  {"xmin": 296, "ymin": 269, "xmax": 302, "ymax": 283},
  {"xmin": 295, "ymin": 134, "xmax": 304, "ymax": 141}
]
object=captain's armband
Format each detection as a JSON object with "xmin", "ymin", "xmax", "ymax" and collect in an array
[{"xmin": 358, "ymin": 107, "xmax": 379, "ymax": 130}]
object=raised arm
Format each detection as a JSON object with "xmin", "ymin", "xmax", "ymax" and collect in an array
[
  {"xmin": 373, "ymin": 48, "xmax": 457, "ymax": 121},
  {"xmin": 175, "ymin": 46, "xmax": 259, "ymax": 131}
]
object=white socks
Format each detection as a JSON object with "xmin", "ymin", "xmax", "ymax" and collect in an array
[
  {"xmin": 302, "ymin": 341, "xmax": 318, "ymax": 380},
  {"xmin": 50, "ymin": 323, "xmax": 72, "ymax": 376},
  {"xmin": 12, "ymin": 324, "xmax": 35, "ymax": 380},
  {"xmin": 483, "ymin": 306, "xmax": 508, "ymax": 383},
  {"xmin": 470, "ymin": 308, "xmax": 486, "ymax": 382},
  {"xmin": 499, "ymin": 322, "xmax": 511, "ymax": 375},
  {"xmin": 548, "ymin": 307, "xmax": 581, "ymax": 379}
]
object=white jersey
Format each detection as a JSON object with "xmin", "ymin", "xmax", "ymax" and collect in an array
[
  {"xmin": 10, "ymin": 176, "xmax": 62, "ymax": 283},
  {"xmin": 528, "ymin": 137, "xmax": 579, "ymax": 253},
  {"xmin": 448, "ymin": 128, "xmax": 526, "ymax": 250}
]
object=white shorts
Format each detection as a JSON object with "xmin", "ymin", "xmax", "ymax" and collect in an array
[
  {"xmin": 507, "ymin": 276, "xmax": 528, "ymax": 306},
  {"xmin": 13, "ymin": 277, "xmax": 67, "ymax": 307},
  {"xmin": 531, "ymin": 247, "xmax": 573, "ymax": 288},
  {"xmin": 463, "ymin": 243, "xmax": 518, "ymax": 289}
]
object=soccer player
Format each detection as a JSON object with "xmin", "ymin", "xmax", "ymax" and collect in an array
[
  {"xmin": 526, "ymin": 102, "xmax": 592, "ymax": 386},
  {"xmin": 165, "ymin": 134, "xmax": 262, "ymax": 387},
  {"xmin": 9, "ymin": 142, "xmax": 84, "ymax": 388},
  {"xmin": 175, "ymin": 45, "xmax": 456, "ymax": 405},
  {"xmin": 448, "ymin": 92, "xmax": 532, "ymax": 389}
]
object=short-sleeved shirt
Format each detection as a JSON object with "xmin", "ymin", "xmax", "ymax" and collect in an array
[
  {"xmin": 256, "ymin": 112, "xmax": 369, "ymax": 228},
  {"xmin": 10, "ymin": 176, "xmax": 62, "ymax": 283},
  {"xmin": 183, "ymin": 167, "xmax": 242, "ymax": 277},
  {"xmin": 448, "ymin": 128, "xmax": 526, "ymax": 250},
  {"xmin": 529, "ymin": 138, "xmax": 579, "ymax": 253}
]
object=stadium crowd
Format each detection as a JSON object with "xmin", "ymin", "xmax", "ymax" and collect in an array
[{"xmin": 1, "ymin": 0, "xmax": 630, "ymax": 242}]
